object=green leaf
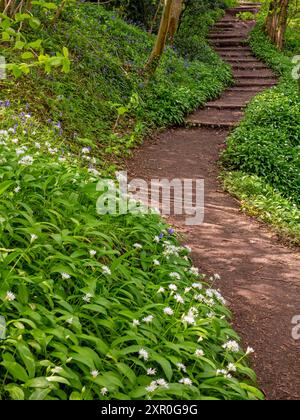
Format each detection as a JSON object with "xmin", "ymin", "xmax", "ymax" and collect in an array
[
  {"xmin": 28, "ymin": 17, "xmax": 41, "ymax": 29},
  {"xmin": 116, "ymin": 363, "xmax": 136, "ymax": 385},
  {"xmin": 62, "ymin": 58, "xmax": 71, "ymax": 73},
  {"xmin": 63, "ymin": 47, "xmax": 69, "ymax": 58},
  {"xmin": 28, "ymin": 39, "xmax": 42, "ymax": 50},
  {"xmin": 70, "ymin": 392, "xmax": 82, "ymax": 400},
  {"xmin": 45, "ymin": 376, "xmax": 70, "ymax": 385},
  {"xmin": 14, "ymin": 13, "xmax": 31, "ymax": 22},
  {"xmin": 41, "ymin": 2, "xmax": 58, "ymax": 10},
  {"xmin": 2, "ymin": 31, "xmax": 10, "ymax": 41},
  {"xmin": 70, "ymin": 347, "xmax": 102, "ymax": 369},
  {"xmin": 16, "ymin": 343, "xmax": 36, "ymax": 378},
  {"xmin": 5, "ymin": 385, "xmax": 25, "ymax": 400},
  {"xmin": 0, "ymin": 181, "xmax": 14, "ymax": 196},
  {"xmin": 1, "ymin": 361, "xmax": 29, "ymax": 382},
  {"xmin": 11, "ymin": 64, "xmax": 23, "ymax": 78},
  {"xmin": 49, "ymin": 57, "xmax": 63, "ymax": 67},
  {"xmin": 152, "ymin": 354, "xmax": 173, "ymax": 382},
  {"xmin": 29, "ymin": 388, "xmax": 52, "ymax": 400},
  {"xmin": 1, "ymin": 19, "xmax": 11, "ymax": 30},
  {"xmin": 14, "ymin": 41, "xmax": 25, "ymax": 50},
  {"xmin": 21, "ymin": 52, "xmax": 34, "ymax": 60},
  {"xmin": 18, "ymin": 283, "xmax": 29, "ymax": 304},
  {"xmin": 240, "ymin": 383, "xmax": 265, "ymax": 400},
  {"xmin": 94, "ymin": 372, "xmax": 124, "ymax": 390},
  {"xmin": 25, "ymin": 377, "xmax": 49, "ymax": 388}
]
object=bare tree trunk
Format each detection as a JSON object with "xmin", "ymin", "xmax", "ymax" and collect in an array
[
  {"xmin": 274, "ymin": 0, "xmax": 289, "ymax": 49},
  {"xmin": 265, "ymin": 0, "xmax": 290, "ymax": 50},
  {"xmin": 265, "ymin": 0, "xmax": 278, "ymax": 36},
  {"xmin": 145, "ymin": 0, "xmax": 173, "ymax": 75},
  {"xmin": 168, "ymin": 0, "xmax": 184, "ymax": 45}
]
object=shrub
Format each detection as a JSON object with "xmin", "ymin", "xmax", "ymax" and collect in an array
[{"xmin": 222, "ymin": 24, "xmax": 300, "ymax": 208}]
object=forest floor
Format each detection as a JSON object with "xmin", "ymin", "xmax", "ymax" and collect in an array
[{"xmin": 126, "ymin": 4, "xmax": 300, "ymax": 400}]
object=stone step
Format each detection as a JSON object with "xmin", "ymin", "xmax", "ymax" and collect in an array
[
  {"xmin": 231, "ymin": 63, "xmax": 267, "ymax": 70},
  {"xmin": 213, "ymin": 23, "xmax": 235, "ymax": 28},
  {"xmin": 214, "ymin": 47, "xmax": 252, "ymax": 53},
  {"xmin": 227, "ymin": 7, "xmax": 260, "ymax": 15},
  {"xmin": 185, "ymin": 108, "xmax": 244, "ymax": 129},
  {"xmin": 209, "ymin": 33, "xmax": 247, "ymax": 39},
  {"xmin": 224, "ymin": 57, "xmax": 263, "ymax": 63},
  {"xmin": 210, "ymin": 30, "xmax": 237, "ymax": 35},
  {"xmin": 220, "ymin": 54, "xmax": 255, "ymax": 60},
  {"xmin": 206, "ymin": 102, "xmax": 247, "ymax": 110},
  {"xmin": 211, "ymin": 39, "xmax": 247, "ymax": 47},
  {"xmin": 229, "ymin": 86, "xmax": 271, "ymax": 92},
  {"xmin": 185, "ymin": 120, "xmax": 238, "ymax": 129},
  {"xmin": 218, "ymin": 51, "xmax": 255, "ymax": 57},
  {"xmin": 235, "ymin": 78, "xmax": 277, "ymax": 87},
  {"xmin": 220, "ymin": 89, "xmax": 261, "ymax": 101},
  {"xmin": 233, "ymin": 69, "xmax": 274, "ymax": 78},
  {"xmin": 221, "ymin": 17, "xmax": 239, "ymax": 21},
  {"xmin": 240, "ymin": 2, "xmax": 262, "ymax": 5}
]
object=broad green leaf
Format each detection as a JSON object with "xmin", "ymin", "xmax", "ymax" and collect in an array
[
  {"xmin": 25, "ymin": 377, "xmax": 49, "ymax": 388},
  {"xmin": 14, "ymin": 40, "xmax": 25, "ymax": 50},
  {"xmin": 2, "ymin": 31, "xmax": 10, "ymax": 41},
  {"xmin": 21, "ymin": 52, "xmax": 34, "ymax": 60},
  {"xmin": 29, "ymin": 388, "xmax": 52, "ymax": 400},
  {"xmin": 5, "ymin": 385, "xmax": 25, "ymax": 400},
  {"xmin": 70, "ymin": 392, "xmax": 82, "ymax": 400},
  {"xmin": 116, "ymin": 363, "xmax": 136, "ymax": 385},
  {"xmin": 0, "ymin": 181, "xmax": 14, "ymax": 196},
  {"xmin": 16, "ymin": 343, "xmax": 36, "ymax": 378},
  {"xmin": 1, "ymin": 361, "xmax": 29, "ymax": 382},
  {"xmin": 151, "ymin": 354, "xmax": 173, "ymax": 382}
]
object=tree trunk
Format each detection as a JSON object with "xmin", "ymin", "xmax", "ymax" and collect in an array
[
  {"xmin": 265, "ymin": 0, "xmax": 290, "ymax": 50},
  {"xmin": 274, "ymin": 0, "xmax": 289, "ymax": 49},
  {"xmin": 168, "ymin": 0, "xmax": 184, "ymax": 45},
  {"xmin": 265, "ymin": 0, "xmax": 278, "ymax": 37},
  {"xmin": 145, "ymin": 0, "xmax": 173, "ymax": 75}
]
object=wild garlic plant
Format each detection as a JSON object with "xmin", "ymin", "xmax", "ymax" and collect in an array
[{"xmin": 0, "ymin": 104, "xmax": 263, "ymax": 400}]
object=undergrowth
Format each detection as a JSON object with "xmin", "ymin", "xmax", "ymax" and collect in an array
[
  {"xmin": 0, "ymin": 3, "xmax": 232, "ymax": 163},
  {"xmin": 221, "ymin": 23, "xmax": 300, "ymax": 245},
  {"xmin": 0, "ymin": 107, "xmax": 262, "ymax": 400}
]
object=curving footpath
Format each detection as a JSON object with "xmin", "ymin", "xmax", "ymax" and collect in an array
[{"xmin": 127, "ymin": 3, "xmax": 300, "ymax": 400}]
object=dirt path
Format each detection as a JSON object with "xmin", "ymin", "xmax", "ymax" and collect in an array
[{"xmin": 126, "ymin": 4, "xmax": 300, "ymax": 400}]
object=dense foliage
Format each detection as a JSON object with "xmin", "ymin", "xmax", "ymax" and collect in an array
[
  {"xmin": 0, "ymin": 107, "xmax": 262, "ymax": 400},
  {"xmin": 222, "ymin": 22, "xmax": 300, "ymax": 243},
  {"xmin": 1, "ymin": 3, "xmax": 232, "ymax": 161},
  {"xmin": 0, "ymin": 1, "xmax": 263, "ymax": 401}
]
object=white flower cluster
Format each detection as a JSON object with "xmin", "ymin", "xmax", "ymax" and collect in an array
[
  {"xmin": 102, "ymin": 265, "xmax": 111, "ymax": 275},
  {"xmin": 205, "ymin": 288, "xmax": 226, "ymax": 305},
  {"xmin": 163, "ymin": 242, "xmax": 180, "ymax": 259},
  {"xmin": 222, "ymin": 340, "xmax": 240, "ymax": 353},
  {"xmin": 139, "ymin": 348, "xmax": 149, "ymax": 361},
  {"xmin": 19, "ymin": 155, "xmax": 34, "ymax": 166},
  {"xmin": 146, "ymin": 378, "xmax": 169, "ymax": 393}
]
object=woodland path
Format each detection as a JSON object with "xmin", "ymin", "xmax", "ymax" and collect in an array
[{"xmin": 126, "ymin": 4, "xmax": 300, "ymax": 400}]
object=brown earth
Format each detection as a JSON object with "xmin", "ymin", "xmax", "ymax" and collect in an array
[{"xmin": 126, "ymin": 4, "xmax": 300, "ymax": 400}]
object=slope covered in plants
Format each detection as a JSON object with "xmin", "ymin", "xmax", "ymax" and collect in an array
[
  {"xmin": 0, "ymin": 1, "xmax": 261, "ymax": 401},
  {"xmin": 1, "ymin": 3, "xmax": 232, "ymax": 161},
  {"xmin": 0, "ymin": 107, "xmax": 262, "ymax": 400}
]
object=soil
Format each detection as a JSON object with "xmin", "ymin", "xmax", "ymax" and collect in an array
[{"xmin": 125, "ymin": 4, "xmax": 300, "ymax": 400}]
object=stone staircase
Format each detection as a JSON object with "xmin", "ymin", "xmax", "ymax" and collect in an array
[{"xmin": 186, "ymin": 3, "xmax": 277, "ymax": 129}]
